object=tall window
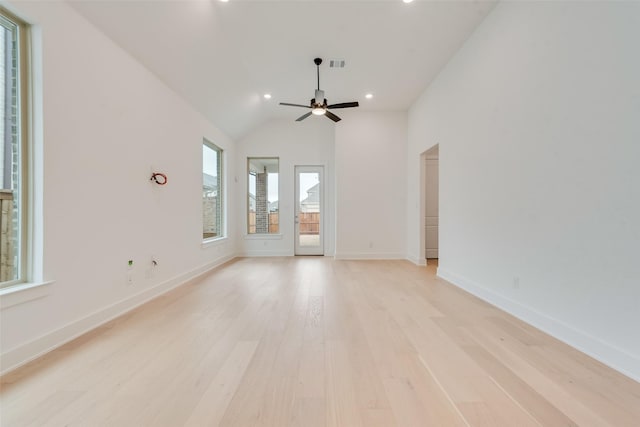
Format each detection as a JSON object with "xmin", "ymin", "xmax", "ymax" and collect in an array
[
  {"xmin": 202, "ymin": 140, "xmax": 223, "ymax": 240},
  {"xmin": 247, "ymin": 158, "xmax": 279, "ymax": 234},
  {"xmin": 0, "ymin": 9, "xmax": 27, "ymax": 287}
]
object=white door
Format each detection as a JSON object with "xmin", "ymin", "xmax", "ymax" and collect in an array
[{"xmin": 295, "ymin": 166, "xmax": 323, "ymax": 256}]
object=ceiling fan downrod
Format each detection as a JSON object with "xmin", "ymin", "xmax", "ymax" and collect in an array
[{"xmin": 314, "ymin": 57, "xmax": 322, "ymax": 91}]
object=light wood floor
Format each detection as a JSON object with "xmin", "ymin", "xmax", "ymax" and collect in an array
[{"xmin": 2, "ymin": 258, "xmax": 639, "ymax": 426}]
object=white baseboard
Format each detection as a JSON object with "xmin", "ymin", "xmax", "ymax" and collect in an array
[
  {"xmin": 0, "ymin": 254, "xmax": 236, "ymax": 376},
  {"xmin": 437, "ymin": 268, "xmax": 640, "ymax": 383},
  {"xmin": 335, "ymin": 252, "xmax": 406, "ymax": 260},
  {"xmin": 406, "ymin": 254, "xmax": 427, "ymax": 266},
  {"xmin": 240, "ymin": 250, "xmax": 292, "ymax": 257}
]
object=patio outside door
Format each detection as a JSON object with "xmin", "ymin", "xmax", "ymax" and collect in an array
[{"xmin": 294, "ymin": 166, "xmax": 323, "ymax": 256}]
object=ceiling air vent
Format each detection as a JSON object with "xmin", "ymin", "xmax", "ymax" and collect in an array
[{"xmin": 329, "ymin": 59, "xmax": 346, "ymax": 68}]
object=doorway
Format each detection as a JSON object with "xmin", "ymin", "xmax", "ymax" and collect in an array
[
  {"xmin": 422, "ymin": 145, "xmax": 439, "ymax": 264},
  {"xmin": 295, "ymin": 166, "xmax": 324, "ymax": 256}
]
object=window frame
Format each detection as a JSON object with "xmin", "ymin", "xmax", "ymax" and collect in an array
[
  {"xmin": 246, "ymin": 157, "xmax": 279, "ymax": 235},
  {"xmin": 0, "ymin": 7, "xmax": 29, "ymax": 289},
  {"xmin": 202, "ymin": 139, "xmax": 224, "ymax": 242}
]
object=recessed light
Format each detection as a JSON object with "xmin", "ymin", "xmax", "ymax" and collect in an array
[
  {"xmin": 403, "ymin": 0, "xmax": 414, "ymax": 3},
  {"xmin": 365, "ymin": 93, "xmax": 373, "ymax": 99},
  {"xmin": 219, "ymin": 0, "xmax": 229, "ymax": 2},
  {"xmin": 263, "ymin": 93, "xmax": 272, "ymax": 99}
]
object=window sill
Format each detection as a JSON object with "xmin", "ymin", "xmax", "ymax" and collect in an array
[
  {"xmin": 0, "ymin": 280, "xmax": 54, "ymax": 309},
  {"xmin": 244, "ymin": 234, "xmax": 283, "ymax": 240},
  {"xmin": 201, "ymin": 236, "xmax": 228, "ymax": 249}
]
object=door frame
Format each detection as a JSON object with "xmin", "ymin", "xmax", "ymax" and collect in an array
[
  {"xmin": 294, "ymin": 165, "xmax": 324, "ymax": 256},
  {"xmin": 420, "ymin": 144, "xmax": 439, "ymax": 265}
]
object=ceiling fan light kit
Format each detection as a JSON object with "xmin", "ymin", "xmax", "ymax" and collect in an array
[{"xmin": 279, "ymin": 57, "xmax": 359, "ymax": 123}]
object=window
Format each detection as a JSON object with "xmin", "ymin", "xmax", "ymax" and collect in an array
[
  {"xmin": 247, "ymin": 158, "xmax": 279, "ymax": 234},
  {"xmin": 0, "ymin": 9, "xmax": 28, "ymax": 287},
  {"xmin": 202, "ymin": 140, "xmax": 223, "ymax": 240}
]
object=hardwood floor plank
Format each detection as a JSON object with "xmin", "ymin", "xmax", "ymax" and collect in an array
[
  {"xmin": 290, "ymin": 397, "xmax": 325, "ymax": 427},
  {"xmin": 466, "ymin": 322, "xmax": 618, "ymax": 426},
  {"xmin": 325, "ymin": 339, "xmax": 364, "ymax": 427},
  {"xmin": 347, "ymin": 273, "xmax": 467, "ymax": 426},
  {"xmin": 184, "ymin": 340, "xmax": 259, "ymax": 427},
  {"xmin": 1, "ymin": 257, "xmax": 639, "ymax": 426},
  {"xmin": 461, "ymin": 344, "xmax": 577, "ymax": 426}
]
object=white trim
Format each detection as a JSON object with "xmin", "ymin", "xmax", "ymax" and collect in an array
[
  {"xmin": 294, "ymin": 165, "xmax": 324, "ymax": 256},
  {"xmin": 201, "ymin": 236, "xmax": 228, "ymax": 249},
  {"xmin": 241, "ymin": 250, "xmax": 291, "ymax": 257},
  {"xmin": 335, "ymin": 252, "xmax": 406, "ymax": 260},
  {"xmin": 406, "ymin": 255, "xmax": 427, "ymax": 266},
  {"xmin": 202, "ymin": 138, "xmax": 224, "ymax": 245},
  {"xmin": 243, "ymin": 233, "xmax": 283, "ymax": 240},
  {"xmin": 0, "ymin": 255, "xmax": 235, "ymax": 376},
  {"xmin": 437, "ymin": 268, "xmax": 640, "ymax": 383},
  {"xmin": 28, "ymin": 22, "xmax": 44, "ymax": 286},
  {"xmin": 0, "ymin": 280, "xmax": 53, "ymax": 309}
]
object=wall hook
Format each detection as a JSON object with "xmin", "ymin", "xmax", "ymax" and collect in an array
[{"xmin": 150, "ymin": 172, "xmax": 168, "ymax": 185}]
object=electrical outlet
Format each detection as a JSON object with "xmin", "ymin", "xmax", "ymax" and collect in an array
[
  {"xmin": 513, "ymin": 276, "xmax": 520, "ymax": 289},
  {"xmin": 127, "ymin": 260, "xmax": 134, "ymax": 286},
  {"xmin": 146, "ymin": 255, "xmax": 158, "ymax": 279}
]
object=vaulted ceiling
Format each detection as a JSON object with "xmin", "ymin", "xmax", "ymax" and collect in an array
[{"xmin": 70, "ymin": 0, "xmax": 496, "ymax": 139}]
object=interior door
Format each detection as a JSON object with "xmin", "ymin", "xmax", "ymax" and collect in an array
[{"xmin": 295, "ymin": 166, "xmax": 323, "ymax": 256}]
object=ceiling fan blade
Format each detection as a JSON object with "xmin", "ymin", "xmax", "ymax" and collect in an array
[
  {"xmin": 280, "ymin": 102, "xmax": 311, "ymax": 108},
  {"xmin": 327, "ymin": 101, "xmax": 359, "ymax": 109},
  {"xmin": 325, "ymin": 111, "xmax": 341, "ymax": 122},
  {"xmin": 296, "ymin": 112, "xmax": 312, "ymax": 122}
]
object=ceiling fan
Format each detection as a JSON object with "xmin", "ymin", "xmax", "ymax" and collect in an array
[{"xmin": 280, "ymin": 58, "xmax": 359, "ymax": 122}]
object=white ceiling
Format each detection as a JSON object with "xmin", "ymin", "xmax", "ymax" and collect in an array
[{"xmin": 69, "ymin": 0, "xmax": 496, "ymax": 139}]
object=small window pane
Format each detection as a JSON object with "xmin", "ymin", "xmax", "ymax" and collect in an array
[
  {"xmin": 247, "ymin": 158, "xmax": 278, "ymax": 234},
  {"xmin": 0, "ymin": 12, "xmax": 22, "ymax": 284},
  {"xmin": 203, "ymin": 140, "xmax": 223, "ymax": 240}
]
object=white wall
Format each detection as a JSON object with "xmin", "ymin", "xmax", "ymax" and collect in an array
[
  {"xmin": 335, "ymin": 111, "xmax": 407, "ymax": 259},
  {"xmin": 0, "ymin": 1, "xmax": 237, "ymax": 374},
  {"xmin": 236, "ymin": 119, "xmax": 335, "ymax": 256},
  {"xmin": 407, "ymin": 1, "xmax": 640, "ymax": 380}
]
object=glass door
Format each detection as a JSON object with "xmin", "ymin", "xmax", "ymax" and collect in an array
[{"xmin": 294, "ymin": 166, "xmax": 323, "ymax": 256}]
